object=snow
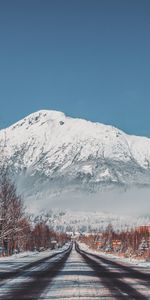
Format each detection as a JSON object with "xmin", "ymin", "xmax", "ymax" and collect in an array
[
  {"xmin": 127, "ymin": 134, "xmax": 150, "ymax": 168},
  {"xmin": 0, "ymin": 245, "xmax": 69, "ymax": 272},
  {"xmin": 101, "ymin": 253, "xmax": 150, "ymax": 269},
  {"xmin": 1, "ymin": 109, "xmax": 150, "ymax": 211},
  {"xmin": 79, "ymin": 242, "xmax": 150, "ymax": 270},
  {"xmin": 0, "ymin": 251, "xmax": 38, "ymax": 261},
  {"xmin": 81, "ymin": 165, "xmax": 93, "ymax": 175},
  {"xmin": 1, "ymin": 109, "xmax": 150, "ymax": 171}
]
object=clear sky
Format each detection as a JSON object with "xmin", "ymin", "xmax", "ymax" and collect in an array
[{"xmin": 0, "ymin": 0, "xmax": 150, "ymax": 137}]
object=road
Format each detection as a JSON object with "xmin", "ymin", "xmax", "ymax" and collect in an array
[{"xmin": 0, "ymin": 243, "xmax": 149, "ymax": 299}]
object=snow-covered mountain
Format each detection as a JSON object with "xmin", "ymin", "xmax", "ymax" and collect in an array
[{"xmin": 0, "ymin": 110, "xmax": 150, "ymax": 211}]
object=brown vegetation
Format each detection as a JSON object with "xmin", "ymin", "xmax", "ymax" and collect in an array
[{"xmin": 79, "ymin": 224, "xmax": 150, "ymax": 261}]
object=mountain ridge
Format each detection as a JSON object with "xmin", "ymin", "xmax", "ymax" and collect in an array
[{"xmin": 0, "ymin": 109, "xmax": 150, "ymax": 210}]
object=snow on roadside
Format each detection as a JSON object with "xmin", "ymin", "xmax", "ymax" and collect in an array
[
  {"xmin": 78, "ymin": 242, "xmax": 150, "ymax": 269},
  {"xmin": 0, "ymin": 244, "xmax": 70, "ymax": 272},
  {"xmin": 0, "ymin": 251, "xmax": 39, "ymax": 261}
]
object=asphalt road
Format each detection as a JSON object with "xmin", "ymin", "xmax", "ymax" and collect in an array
[
  {"xmin": 76, "ymin": 244, "xmax": 150, "ymax": 300},
  {"xmin": 0, "ymin": 243, "xmax": 149, "ymax": 300}
]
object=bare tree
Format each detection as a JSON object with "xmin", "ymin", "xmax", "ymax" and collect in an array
[{"xmin": 0, "ymin": 169, "xmax": 26, "ymax": 255}]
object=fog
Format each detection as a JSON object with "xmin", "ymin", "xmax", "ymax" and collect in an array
[
  {"xmin": 50, "ymin": 188, "xmax": 150, "ymax": 216},
  {"xmin": 26, "ymin": 186, "xmax": 150, "ymax": 218}
]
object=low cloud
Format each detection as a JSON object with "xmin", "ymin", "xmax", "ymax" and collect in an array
[{"xmin": 25, "ymin": 185, "xmax": 150, "ymax": 219}]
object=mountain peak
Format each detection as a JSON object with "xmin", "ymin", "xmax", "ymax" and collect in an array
[{"xmin": 8, "ymin": 109, "xmax": 66, "ymax": 130}]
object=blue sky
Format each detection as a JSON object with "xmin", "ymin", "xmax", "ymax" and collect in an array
[{"xmin": 0, "ymin": 0, "xmax": 150, "ymax": 136}]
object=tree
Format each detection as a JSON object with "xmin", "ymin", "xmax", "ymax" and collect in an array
[{"xmin": 0, "ymin": 171, "xmax": 26, "ymax": 255}]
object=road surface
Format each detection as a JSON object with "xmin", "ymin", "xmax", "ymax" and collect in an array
[{"xmin": 0, "ymin": 243, "xmax": 149, "ymax": 299}]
